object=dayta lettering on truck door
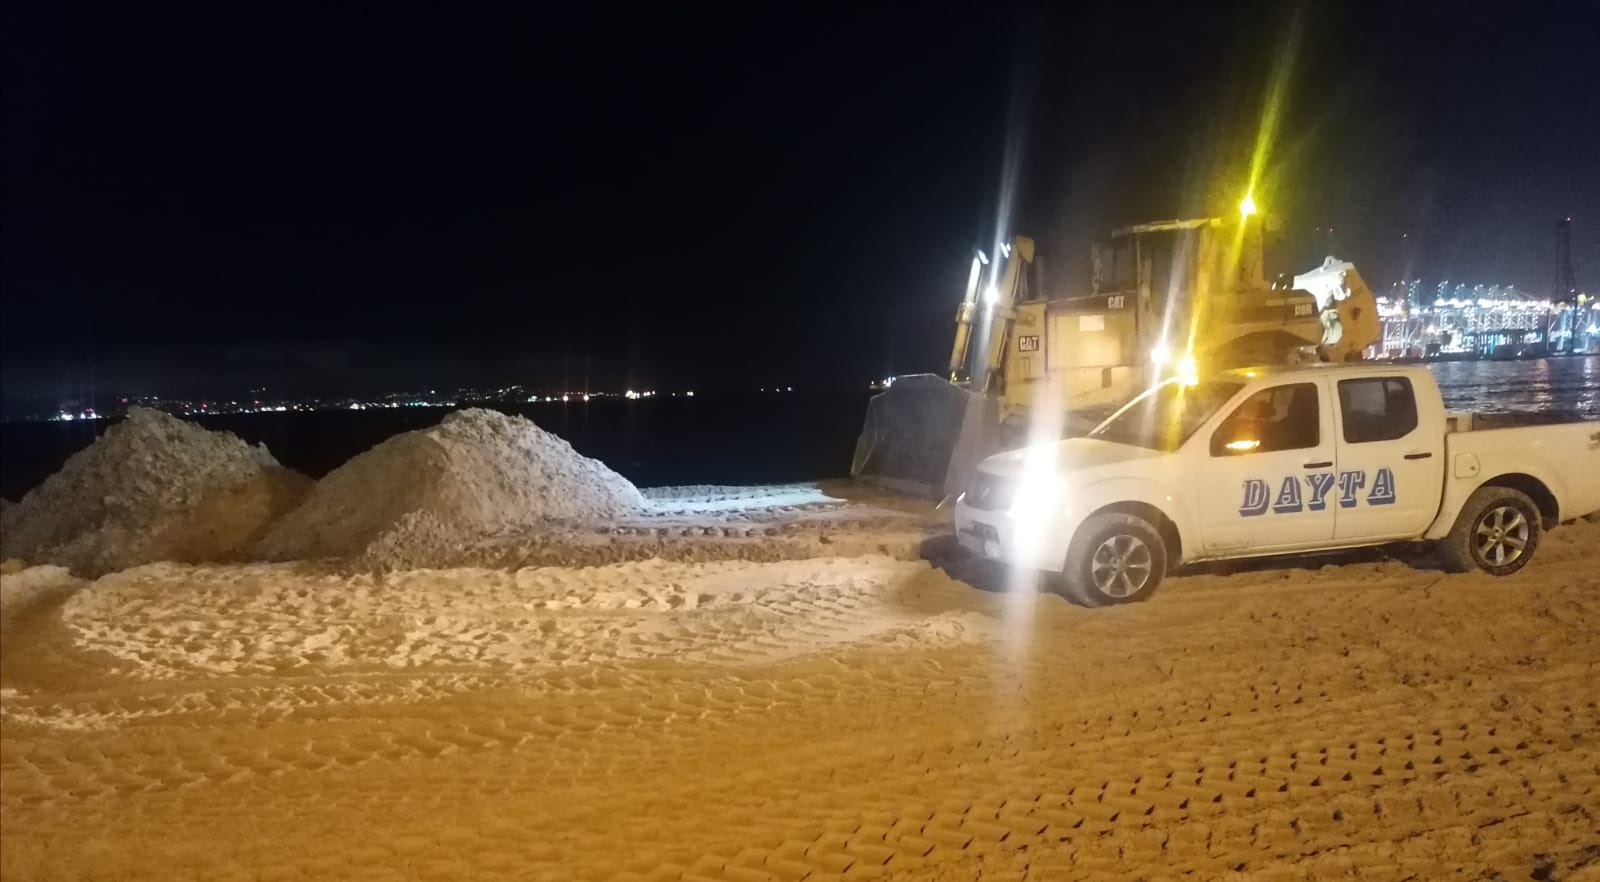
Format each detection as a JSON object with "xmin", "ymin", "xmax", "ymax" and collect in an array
[{"xmin": 1239, "ymin": 468, "xmax": 1397, "ymax": 517}]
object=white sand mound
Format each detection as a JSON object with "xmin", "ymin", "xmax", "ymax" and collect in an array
[
  {"xmin": 0, "ymin": 564, "xmax": 81, "ymax": 632},
  {"xmin": 0, "ymin": 409, "xmax": 310, "ymax": 576},
  {"xmin": 255, "ymin": 408, "xmax": 645, "ymax": 566}
]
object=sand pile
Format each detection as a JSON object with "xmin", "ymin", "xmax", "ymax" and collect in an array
[
  {"xmin": 255, "ymin": 408, "xmax": 645, "ymax": 566},
  {"xmin": 0, "ymin": 409, "xmax": 310, "ymax": 576}
]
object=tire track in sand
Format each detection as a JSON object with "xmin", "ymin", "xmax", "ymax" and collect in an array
[{"xmin": 3, "ymin": 521, "xmax": 1598, "ymax": 881}]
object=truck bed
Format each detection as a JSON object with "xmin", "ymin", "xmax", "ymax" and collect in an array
[
  {"xmin": 1445, "ymin": 410, "xmax": 1596, "ymax": 432},
  {"xmin": 1439, "ymin": 419, "xmax": 1600, "ymax": 527}
]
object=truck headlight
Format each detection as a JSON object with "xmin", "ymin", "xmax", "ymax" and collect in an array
[{"xmin": 1007, "ymin": 475, "xmax": 1064, "ymax": 522}]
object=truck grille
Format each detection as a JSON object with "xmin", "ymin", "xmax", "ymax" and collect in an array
[{"xmin": 965, "ymin": 472, "xmax": 1016, "ymax": 511}]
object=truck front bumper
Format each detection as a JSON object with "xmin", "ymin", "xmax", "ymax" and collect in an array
[
  {"xmin": 953, "ymin": 497, "xmax": 1073, "ymax": 573},
  {"xmin": 955, "ymin": 515, "xmax": 1003, "ymax": 560}
]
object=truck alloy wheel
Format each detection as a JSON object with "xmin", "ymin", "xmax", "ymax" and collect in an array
[
  {"xmin": 1090, "ymin": 534, "xmax": 1154, "ymax": 599},
  {"xmin": 1474, "ymin": 504, "xmax": 1530, "ymax": 567},
  {"xmin": 1063, "ymin": 513, "xmax": 1167, "ymax": 606},
  {"xmin": 1439, "ymin": 486, "xmax": 1542, "ymax": 576}
]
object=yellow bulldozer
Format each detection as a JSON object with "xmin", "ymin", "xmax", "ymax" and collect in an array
[{"xmin": 852, "ymin": 201, "xmax": 1382, "ymax": 498}]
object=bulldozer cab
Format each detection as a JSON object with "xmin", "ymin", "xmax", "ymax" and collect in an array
[
  {"xmin": 1091, "ymin": 218, "xmax": 1221, "ymax": 365},
  {"xmin": 1088, "ymin": 215, "xmax": 1376, "ymax": 371}
]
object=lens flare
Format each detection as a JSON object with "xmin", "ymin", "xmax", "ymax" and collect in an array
[
  {"xmin": 1001, "ymin": 371, "xmax": 1068, "ymax": 664},
  {"xmin": 1177, "ymin": 355, "xmax": 1199, "ymax": 386}
]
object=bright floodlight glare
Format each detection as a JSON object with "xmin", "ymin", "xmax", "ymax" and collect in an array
[
  {"xmin": 984, "ymin": 283, "xmax": 1000, "ymax": 305},
  {"xmin": 1225, "ymin": 439, "xmax": 1261, "ymax": 451},
  {"xmin": 1007, "ymin": 470, "xmax": 1060, "ymax": 522},
  {"xmin": 1239, "ymin": 194, "xmax": 1258, "ymax": 217},
  {"xmin": 1149, "ymin": 345, "xmax": 1170, "ymax": 368},
  {"xmin": 1177, "ymin": 354, "xmax": 1199, "ymax": 386},
  {"xmin": 999, "ymin": 372, "xmax": 1066, "ymax": 665}
]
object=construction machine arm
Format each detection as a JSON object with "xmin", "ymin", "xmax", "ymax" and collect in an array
[
  {"xmin": 978, "ymin": 237, "xmax": 1035, "ymax": 391},
  {"xmin": 947, "ymin": 250, "xmax": 987, "ymax": 380},
  {"xmin": 1292, "ymin": 257, "xmax": 1382, "ymax": 362},
  {"xmin": 947, "ymin": 238, "xmax": 1035, "ymax": 386}
]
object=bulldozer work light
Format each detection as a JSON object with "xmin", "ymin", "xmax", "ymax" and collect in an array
[
  {"xmin": 1177, "ymin": 355, "xmax": 1199, "ymax": 386},
  {"xmin": 1239, "ymin": 194, "xmax": 1258, "ymax": 217}
]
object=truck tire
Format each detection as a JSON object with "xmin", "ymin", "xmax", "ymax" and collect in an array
[
  {"xmin": 1437, "ymin": 486, "xmax": 1542, "ymax": 576},
  {"xmin": 1061, "ymin": 513, "xmax": 1167, "ymax": 606}
]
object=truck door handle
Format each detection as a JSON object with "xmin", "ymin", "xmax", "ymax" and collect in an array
[
  {"xmin": 1404, "ymin": 452, "xmax": 1433, "ymax": 460},
  {"xmin": 1303, "ymin": 461, "xmax": 1333, "ymax": 469}
]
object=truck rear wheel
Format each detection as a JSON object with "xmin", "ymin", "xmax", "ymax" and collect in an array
[
  {"xmin": 1061, "ymin": 513, "xmax": 1167, "ymax": 606},
  {"xmin": 1438, "ymin": 486, "xmax": 1541, "ymax": 576}
]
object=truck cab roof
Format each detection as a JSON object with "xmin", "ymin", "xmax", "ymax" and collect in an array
[{"xmin": 1212, "ymin": 362, "xmax": 1434, "ymax": 383}]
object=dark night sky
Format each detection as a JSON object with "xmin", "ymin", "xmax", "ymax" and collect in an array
[{"xmin": 3, "ymin": 1, "xmax": 1597, "ymax": 407}]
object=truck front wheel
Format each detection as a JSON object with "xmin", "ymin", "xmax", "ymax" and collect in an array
[
  {"xmin": 1061, "ymin": 513, "xmax": 1167, "ymax": 606},
  {"xmin": 1438, "ymin": 486, "xmax": 1542, "ymax": 576}
]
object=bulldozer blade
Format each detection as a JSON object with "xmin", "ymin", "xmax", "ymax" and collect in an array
[{"xmin": 852, "ymin": 374, "xmax": 1001, "ymax": 500}]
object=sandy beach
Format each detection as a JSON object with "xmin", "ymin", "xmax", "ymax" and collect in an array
[{"xmin": 4, "ymin": 485, "xmax": 1596, "ymax": 881}]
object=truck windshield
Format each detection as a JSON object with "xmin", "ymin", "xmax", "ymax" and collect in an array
[{"xmin": 1088, "ymin": 380, "xmax": 1244, "ymax": 451}]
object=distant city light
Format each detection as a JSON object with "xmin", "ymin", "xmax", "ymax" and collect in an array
[{"xmin": 1371, "ymin": 281, "xmax": 1596, "ymax": 357}]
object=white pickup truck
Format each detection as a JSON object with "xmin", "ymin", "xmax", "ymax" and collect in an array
[{"xmin": 955, "ymin": 363, "xmax": 1600, "ymax": 605}]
